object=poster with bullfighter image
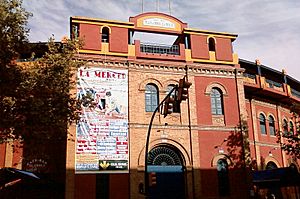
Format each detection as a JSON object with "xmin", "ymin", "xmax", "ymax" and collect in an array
[{"xmin": 75, "ymin": 67, "xmax": 128, "ymax": 173}]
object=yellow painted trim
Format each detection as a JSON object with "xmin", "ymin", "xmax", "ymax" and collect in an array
[
  {"xmin": 185, "ymin": 49, "xmax": 238, "ymax": 64},
  {"xmin": 207, "ymin": 36, "xmax": 217, "ymax": 44},
  {"xmin": 260, "ymin": 77, "xmax": 266, "ymax": 88},
  {"xmin": 209, "ymin": 51, "xmax": 216, "ymax": 61},
  {"xmin": 287, "ymin": 85, "xmax": 291, "ymax": 96},
  {"xmin": 128, "ymin": 45, "xmax": 135, "ymax": 57},
  {"xmin": 185, "ymin": 49, "xmax": 192, "ymax": 61},
  {"xmin": 71, "ymin": 16, "xmax": 134, "ymax": 26},
  {"xmin": 184, "ymin": 30, "xmax": 237, "ymax": 39},
  {"xmin": 184, "ymin": 28, "xmax": 237, "ymax": 37},
  {"xmin": 79, "ymin": 45, "xmax": 134, "ymax": 57},
  {"xmin": 79, "ymin": 49, "xmax": 128, "ymax": 57},
  {"xmin": 5, "ymin": 142, "xmax": 13, "ymax": 167},
  {"xmin": 136, "ymin": 15, "xmax": 182, "ymax": 32},
  {"xmin": 72, "ymin": 20, "xmax": 133, "ymax": 29},
  {"xmin": 101, "ymin": 43, "xmax": 109, "ymax": 52}
]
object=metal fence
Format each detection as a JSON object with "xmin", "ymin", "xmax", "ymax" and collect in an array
[
  {"xmin": 266, "ymin": 79, "xmax": 282, "ymax": 89},
  {"xmin": 140, "ymin": 42, "xmax": 179, "ymax": 55},
  {"xmin": 291, "ymin": 88, "xmax": 300, "ymax": 98}
]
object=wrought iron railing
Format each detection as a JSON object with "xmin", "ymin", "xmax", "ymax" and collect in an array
[
  {"xmin": 140, "ymin": 42, "xmax": 179, "ymax": 55},
  {"xmin": 243, "ymin": 73, "xmax": 256, "ymax": 84},
  {"xmin": 243, "ymin": 73, "xmax": 256, "ymax": 79},
  {"xmin": 291, "ymin": 88, "xmax": 300, "ymax": 98},
  {"xmin": 265, "ymin": 79, "xmax": 282, "ymax": 89}
]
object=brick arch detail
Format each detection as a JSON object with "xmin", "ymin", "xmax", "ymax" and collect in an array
[
  {"xmin": 138, "ymin": 78, "xmax": 163, "ymax": 91},
  {"xmin": 137, "ymin": 138, "xmax": 192, "ymax": 167},
  {"xmin": 264, "ymin": 156, "xmax": 281, "ymax": 169},
  {"xmin": 205, "ymin": 82, "xmax": 228, "ymax": 96},
  {"xmin": 257, "ymin": 111, "xmax": 267, "ymax": 119},
  {"xmin": 163, "ymin": 79, "xmax": 179, "ymax": 91},
  {"xmin": 211, "ymin": 154, "xmax": 233, "ymax": 167},
  {"xmin": 267, "ymin": 113, "xmax": 276, "ymax": 122}
]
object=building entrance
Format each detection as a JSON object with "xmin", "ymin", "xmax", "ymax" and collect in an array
[{"xmin": 147, "ymin": 145, "xmax": 186, "ymax": 199}]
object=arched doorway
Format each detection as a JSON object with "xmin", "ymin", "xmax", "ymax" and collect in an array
[
  {"xmin": 147, "ymin": 145, "xmax": 186, "ymax": 199},
  {"xmin": 266, "ymin": 161, "xmax": 278, "ymax": 170},
  {"xmin": 217, "ymin": 158, "xmax": 230, "ymax": 196}
]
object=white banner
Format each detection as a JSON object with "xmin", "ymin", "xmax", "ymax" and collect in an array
[{"xmin": 75, "ymin": 67, "xmax": 128, "ymax": 173}]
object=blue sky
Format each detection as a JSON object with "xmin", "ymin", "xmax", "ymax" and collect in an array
[{"xmin": 23, "ymin": 0, "xmax": 300, "ymax": 80}]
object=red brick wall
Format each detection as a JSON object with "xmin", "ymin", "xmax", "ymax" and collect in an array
[
  {"xmin": 109, "ymin": 174, "xmax": 129, "ymax": 199},
  {"xmin": 0, "ymin": 143, "xmax": 6, "ymax": 167},
  {"xmin": 195, "ymin": 76, "xmax": 239, "ymax": 126},
  {"xmin": 190, "ymin": 34, "xmax": 209, "ymax": 59},
  {"xmin": 74, "ymin": 173, "xmax": 129, "ymax": 199},
  {"xmin": 80, "ymin": 24, "xmax": 101, "ymax": 51},
  {"xmin": 109, "ymin": 27, "xmax": 128, "ymax": 53},
  {"xmin": 254, "ymin": 104, "xmax": 279, "ymax": 143},
  {"xmin": 12, "ymin": 141, "xmax": 23, "ymax": 168},
  {"xmin": 75, "ymin": 174, "xmax": 96, "ymax": 199},
  {"xmin": 215, "ymin": 38, "xmax": 233, "ymax": 61}
]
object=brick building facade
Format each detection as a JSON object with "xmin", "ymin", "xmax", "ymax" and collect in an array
[{"xmin": 1, "ymin": 12, "xmax": 299, "ymax": 199}]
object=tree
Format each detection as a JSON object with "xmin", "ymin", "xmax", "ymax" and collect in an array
[
  {"xmin": 0, "ymin": 0, "xmax": 84, "ymax": 146},
  {"xmin": 0, "ymin": 0, "xmax": 32, "ymax": 142},
  {"xmin": 277, "ymin": 104, "xmax": 300, "ymax": 159},
  {"xmin": 0, "ymin": 1, "xmax": 85, "ymax": 197},
  {"xmin": 0, "ymin": 0, "xmax": 31, "ymax": 65},
  {"xmin": 15, "ymin": 39, "xmax": 84, "ymax": 144}
]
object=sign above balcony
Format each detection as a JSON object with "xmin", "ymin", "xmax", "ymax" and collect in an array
[
  {"xmin": 143, "ymin": 18, "xmax": 175, "ymax": 29},
  {"xmin": 130, "ymin": 12, "xmax": 187, "ymax": 33}
]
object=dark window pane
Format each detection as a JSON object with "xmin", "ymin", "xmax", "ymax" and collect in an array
[
  {"xmin": 217, "ymin": 159, "xmax": 230, "ymax": 196},
  {"xmin": 269, "ymin": 116, "xmax": 275, "ymax": 136},
  {"xmin": 211, "ymin": 88, "xmax": 223, "ymax": 115},
  {"xmin": 259, "ymin": 114, "xmax": 266, "ymax": 134},
  {"xmin": 145, "ymin": 84, "xmax": 158, "ymax": 112}
]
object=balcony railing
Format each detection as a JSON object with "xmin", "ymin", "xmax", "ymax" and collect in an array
[
  {"xmin": 140, "ymin": 42, "xmax": 179, "ymax": 55},
  {"xmin": 291, "ymin": 88, "xmax": 300, "ymax": 99},
  {"xmin": 266, "ymin": 79, "xmax": 283, "ymax": 91},
  {"xmin": 243, "ymin": 73, "xmax": 257, "ymax": 84}
]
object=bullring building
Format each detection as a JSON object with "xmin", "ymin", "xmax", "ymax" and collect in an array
[{"xmin": 1, "ymin": 12, "xmax": 300, "ymax": 199}]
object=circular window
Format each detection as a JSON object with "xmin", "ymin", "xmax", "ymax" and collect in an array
[{"xmin": 147, "ymin": 146, "xmax": 183, "ymax": 166}]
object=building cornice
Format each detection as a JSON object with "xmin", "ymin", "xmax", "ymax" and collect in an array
[{"xmin": 75, "ymin": 54, "xmax": 244, "ymax": 78}]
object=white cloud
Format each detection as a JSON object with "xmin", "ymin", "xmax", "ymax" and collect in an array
[{"xmin": 23, "ymin": 0, "xmax": 300, "ymax": 80}]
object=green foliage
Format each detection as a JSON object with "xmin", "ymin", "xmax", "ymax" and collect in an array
[
  {"xmin": 0, "ymin": 0, "xmax": 85, "ymax": 144},
  {"xmin": 0, "ymin": 0, "xmax": 31, "ymax": 142},
  {"xmin": 277, "ymin": 104, "xmax": 300, "ymax": 159},
  {"xmin": 1, "ymin": 38, "xmax": 85, "ymax": 143},
  {"xmin": 0, "ymin": 0, "xmax": 31, "ymax": 65}
]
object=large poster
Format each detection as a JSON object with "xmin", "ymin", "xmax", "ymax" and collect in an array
[{"xmin": 76, "ymin": 67, "xmax": 128, "ymax": 173}]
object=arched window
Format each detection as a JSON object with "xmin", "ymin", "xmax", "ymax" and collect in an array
[
  {"xmin": 166, "ymin": 84, "xmax": 180, "ymax": 113},
  {"xmin": 266, "ymin": 161, "xmax": 278, "ymax": 170},
  {"xmin": 289, "ymin": 121, "xmax": 294, "ymax": 135},
  {"xmin": 217, "ymin": 158, "xmax": 230, "ymax": 196},
  {"xmin": 269, "ymin": 115, "xmax": 275, "ymax": 136},
  {"xmin": 211, "ymin": 88, "xmax": 223, "ymax": 115},
  {"xmin": 259, "ymin": 114, "xmax": 266, "ymax": 135},
  {"xmin": 101, "ymin": 27, "xmax": 109, "ymax": 43},
  {"xmin": 283, "ymin": 119, "xmax": 288, "ymax": 135},
  {"xmin": 145, "ymin": 84, "xmax": 159, "ymax": 112},
  {"xmin": 208, "ymin": 37, "xmax": 216, "ymax": 52}
]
